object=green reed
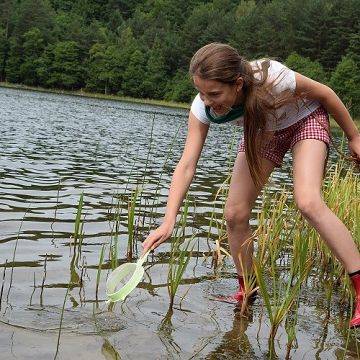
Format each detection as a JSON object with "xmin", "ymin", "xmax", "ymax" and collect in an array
[
  {"xmin": 0, "ymin": 260, "xmax": 7, "ymax": 310},
  {"xmin": 319, "ymin": 161, "xmax": 359, "ymax": 308},
  {"xmin": 249, "ymin": 158, "xmax": 359, "ymax": 357},
  {"xmin": 69, "ymin": 193, "xmax": 85, "ymax": 286},
  {"xmin": 108, "ymin": 168, "xmax": 145, "ymax": 268},
  {"xmin": 127, "ymin": 185, "xmax": 141, "ymax": 260},
  {"xmin": 167, "ymin": 198, "xmax": 195, "ymax": 309},
  {"xmin": 40, "ymin": 254, "xmax": 48, "ymax": 306},
  {"xmin": 7, "ymin": 207, "xmax": 29, "ymax": 302},
  {"xmin": 54, "ymin": 284, "xmax": 70, "ymax": 360},
  {"xmin": 95, "ymin": 244, "xmax": 106, "ymax": 300},
  {"xmin": 206, "ymin": 174, "xmax": 231, "ymax": 267},
  {"xmin": 252, "ymin": 189, "xmax": 309, "ymax": 355},
  {"xmin": 74, "ymin": 192, "xmax": 84, "ymax": 243}
]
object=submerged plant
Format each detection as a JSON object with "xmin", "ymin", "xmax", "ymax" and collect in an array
[
  {"xmin": 95, "ymin": 244, "xmax": 106, "ymax": 301},
  {"xmin": 167, "ymin": 198, "xmax": 195, "ymax": 309},
  {"xmin": 54, "ymin": 285, "xmax": 70, "ymax": 359},
  {"xmin": 127, "ymin": 186, "xmax": 141, "ymax": 260},
  {"xmin": 252, "ymin": 188, "xmax": 312, "ymax": 355},
  {"xmin": 248, "ymin": 157, "xmax": 358, "ymax": 357},
  {"xmin": 69, "ymin": 193, "xmax": 85, "ymax": 286}
]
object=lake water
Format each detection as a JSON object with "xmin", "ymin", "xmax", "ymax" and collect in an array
[{"xmin": 0, "ymin": 87, "xmax": 358, "ymax": 359}]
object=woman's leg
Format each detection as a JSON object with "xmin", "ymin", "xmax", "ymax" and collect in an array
[
  {"xmin": 225, "ymin": 152, "xmax": 276, "ymax": 276},
  {"xmin": 292, "ymin": 139, "xmax": 360, "ymax": 272}
]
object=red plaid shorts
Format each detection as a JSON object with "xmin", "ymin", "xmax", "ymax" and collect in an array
[{"xmin": 238, "ymin": 106, "xmax": 330, "ymax": 167}]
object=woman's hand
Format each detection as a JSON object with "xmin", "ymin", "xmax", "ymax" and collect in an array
[
  {"xmin": 349, "ymin": 133, "xmax": 360, "ymax": 166},
  {"xmin": 142, "ymin": 221, "xmax": 175, "ymax": 254}
]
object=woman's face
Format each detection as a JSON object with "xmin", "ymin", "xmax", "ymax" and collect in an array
[{"xmin": 193, "ymin": 75, "xmax": 243, "ymax": 115}]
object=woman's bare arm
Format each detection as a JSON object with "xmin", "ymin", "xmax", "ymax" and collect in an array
[
  {"xmin": 295, "ymin": 73, "xmax": 359, "ymax": 141},
  {"xmin": 295, "ymin": 73, "xmax": 360, "ymax": 161},
  {"xmin": 142, "ymin": 112, "xmax": 209, "ymax": 252}
]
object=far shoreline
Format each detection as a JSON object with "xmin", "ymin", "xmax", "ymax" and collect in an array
[
  {"xmin": 1, "ymin": 82, "xmax": 358, "ymax": 128},
  {"xmin": 0, "ymin": 82, "xmax": 190, "ymax": 111}
]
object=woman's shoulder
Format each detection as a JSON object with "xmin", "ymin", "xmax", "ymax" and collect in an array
[
  {"xmin": 251, "ymin": 58, "xmax": 296, "ymax": 93},
  {"xmin": 250, "ymin": 59, "xmax": 291, "ymax": 75},
  {"xmin": 190, "ymin": 94, "xmax": 210, "ymax": 125}
]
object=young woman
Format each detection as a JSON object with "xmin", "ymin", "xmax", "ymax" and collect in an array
[{"xmin": 142, "ymin": 43, "xmax": 360, "ymax": 327}]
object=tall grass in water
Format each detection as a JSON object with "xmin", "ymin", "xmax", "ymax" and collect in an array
[
  {"xmin": 69, "ymin": 193, "xmax": 85, "ymax": 286},
  {"xmin": 6, "ymin": 207, "xmax": 29, "ymax": 302},
  {"xmin": 167, "ymin": 198, "xmax": 195, "ymax": 309},
  {"xmin": 250, "ymin": 159, "xmax": 358, "ymax": 357},
  {"xmin": 0, "ymin": 260, "xmax": 7, "ymax": 310},
  {"xmin": 54, "ymin": 285, "xmax": 70, "ymax": 360},
  {"xmin": 127, "ymin": 186, "xmax": 141, "ymax": 260},
  {"xmin": 319, "ymin": 161, "xmax": 359, "ymax": 323},
  {"xmin": 108, "ymin": 184, "xmax": 141, "ymax": 269},
  {"xmin": 253, "ymin": 190, "xmax": 310, "ymax": 355},
  {"xmin": 95, "ymin": 244, "xmax": 106, "ymax": 302}
]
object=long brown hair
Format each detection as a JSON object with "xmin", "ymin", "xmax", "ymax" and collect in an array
[{"xmin": 189, "ymin": 43, "xmax": 294, "ymax": 188}]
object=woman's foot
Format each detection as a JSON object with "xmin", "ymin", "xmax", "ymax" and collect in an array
[
  {"xmin": 211, "ymin": 275, "xmax": 257, "ymax": 304},
  {"xmin": 212, "ymin": 289, "xmax": 246, "ymax": 304}
]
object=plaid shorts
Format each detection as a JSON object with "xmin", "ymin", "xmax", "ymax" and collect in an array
[{"xmin": 238, "ymin": 106, "xmax": 330, "ymax": 167}]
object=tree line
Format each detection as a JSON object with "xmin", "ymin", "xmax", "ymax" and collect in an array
[{"xmin": 0, "ymin": 0, "xmax": 359, "ymax": 115}]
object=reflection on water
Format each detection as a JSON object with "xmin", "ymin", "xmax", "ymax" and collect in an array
[{"xmin": 0, "ymin": 87, "xmax": 355, "ymax": 359}]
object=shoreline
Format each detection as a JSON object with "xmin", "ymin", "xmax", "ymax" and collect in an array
[
  {"xmin": 1, "ymin": 82, "xmax": 358, "ymax": 128},
  {"xmin": 0, "ymin": 82, "xmax": 190, "ymax": 110}
]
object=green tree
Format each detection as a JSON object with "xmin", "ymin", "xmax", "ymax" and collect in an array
[
  {"xmin": 235, "ymin": 0, "xmax": 256, "ymax": 18},
  {"xmin": 0, "ymin": 27, "xmax": 9, "ymax": 81},
  {"xmin": 165, "ymin": 70, "xmax": 196, "ymax": 103},
  {"xmin": 5, "ymin": 36, "xmax": 22, "ymax": 83},
  {"xmin": 329, "ymin": 56, "xmax": 360, "ymax": 117},
  {"xmin": 142, "ymin": 42, "xmax": 168, "ymax": 99},
  {"xmin": 121, "ymin": 48, "xmax": 147, "ymax": 97},
  {"xmin": 233, "ymin": 0, "xmax": 293, "ymax": 60},
  {"xmin": 49, "ymin": 0, "xmax": 73, "ymax": 12},
  {"xmin": 12, "ymin": 0, "xmax": 55, "ymax": 41},
  {"xmin": 19, "ymin": 27, "xmax": 45, "ymax": 85},
  {"xmin": 290, "ymin": 0, "xmax": 330, "ymax": 64},
  {"xmin": 320, "ymin": 0, "xmax": 360, "ymax": 70},
  {"xmin": 346, "ymin": 32, "xmax": 360, "ymax": 63},
  {"xmin": 86, "ymin": 43, "xmax": 124, "ymax": 94},
  {"xmin": 180, "ymin": 0, "xmax": 237, "ymax": 64},
  {"xmin": 0, "ymin": 0, "xmax": 13, "ymax": 80},
  {"xmin": 35, "ymin": 44, "xmax": 54, "ymax": 86},
  {"xmin": 285, "ymin": 52, "xmax": 327, "ymax": 83},
  {"xmin": 46, "ymin": 40, "xmax": 85, "ymax": 89}
]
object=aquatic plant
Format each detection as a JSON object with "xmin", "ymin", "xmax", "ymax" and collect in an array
[
  {"xmin": 0, "ymin": 260, "xmax": 7, "ymax": 310},
  {"xmin": 54, "ymin": 285, "xmax": 70, "ymax": 359},
  {"xmin": 251, "ymin": 189, "xmax": 312, "ymax": 356},
  {"xmin": 7, "ymin": 207, "xmax": 29, "ymax": 302},
  {"xmin": 127, "ymin": 186, "xmax": 141, "ymax": 260},
  {"xmin": 167, "ymin": 198, "xmax": 195, "ymax": 309},
  {"xmin": 95, "ymin": 244, "xmax": 106, "ymax": 301},
  {"xmin": 40, "ymin": 254, "xmax": 48, "ymax": 306},
  {"xmin": 248, "ymin": 156, "xmax": 358, "ymax": 357},
  {"xmin": 68, "ymin": 193, "xmax": 85, "ymax": 287}
]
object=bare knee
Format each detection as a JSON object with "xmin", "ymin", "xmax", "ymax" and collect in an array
[
  {"xmin": 294, "ymin": 193, "xmax": 325, "ymax": 219},
  {"xmin": 224, "ymin": 204, "xmax": 251, "ymax": 229}
]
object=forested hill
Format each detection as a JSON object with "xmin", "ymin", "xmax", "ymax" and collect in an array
[{"xmin": 0, "ymin": 0, "xmax": 359, "ymax": 114}]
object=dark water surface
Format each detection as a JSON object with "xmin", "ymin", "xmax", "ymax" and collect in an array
[{"xmin": 0, "ymin": 87, "xmax": 358, "ymax": 359}]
